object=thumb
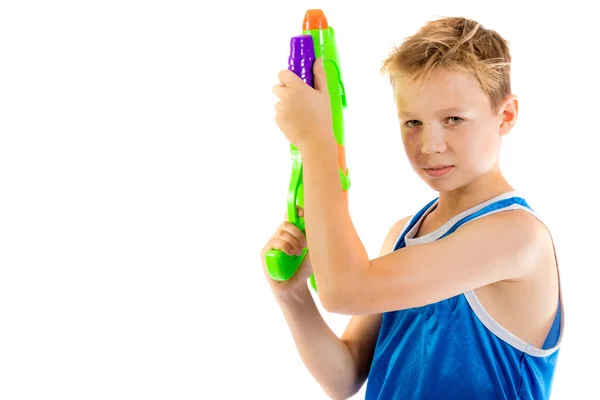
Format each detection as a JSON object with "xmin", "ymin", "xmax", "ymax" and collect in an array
[{"xmin": 313, "ymin": 58, "xmax": 328, "ymax": 93}]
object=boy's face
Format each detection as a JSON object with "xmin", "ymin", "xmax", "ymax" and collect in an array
[{"xmin": 393, "ymin": 67, "xmax": 517, "ymax": 193}]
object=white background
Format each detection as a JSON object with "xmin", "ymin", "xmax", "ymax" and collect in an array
[{"xmin": 1, "ymin": 0, "xmax": 598, "ymax": 399}]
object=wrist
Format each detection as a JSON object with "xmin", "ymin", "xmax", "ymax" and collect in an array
[
  {"xmin": 273, "ymin": 283, "xmax": 313, "ymax": 307},
  {"xmin": 299, "ymin": 134, "xmax": 337, "ymax": 161}
]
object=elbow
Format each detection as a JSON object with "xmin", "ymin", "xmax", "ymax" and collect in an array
[
  {"xmin": 319, "ymin": 290, "xmax": 341, "ymax": 314},
  {"xmin": 316, "ymin": 261, "xmax": 368, "ymax": 315},
  {"xmin": 324, "ymin": 386, "xmax": 360, "ymax": 400},
  {"xmin": 318, "ymin": 282, "xmax": 360, "ymax": 315}
]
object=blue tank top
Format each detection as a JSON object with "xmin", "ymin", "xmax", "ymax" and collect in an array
[{"xmin": 365, "ymin": 191, "xmax": 564, "ymax": 399}]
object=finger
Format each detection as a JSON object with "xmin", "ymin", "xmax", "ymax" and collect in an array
[
  {"xmin": 269, "ymin": 237, "xmax": 301, "ymax": 256},
  {"xmin": 313, "ymin": 58, "xmax": 329, "ymax": 93},
  {"xmin": 272, "ymin": 83, "xmax": 287, "ymax": 99},
  {"xmin": 279, "ymin": 221, "xmax": 307, "ymax": 247},
  {"xmin": 278, "ymin": 69, "xmax": 302, "ymax": 87},
  {"xmin": 284, "ymin": 207, "xmax": 302, "ymax": 221},
  {"xmin": 276, "ymin": 227, "xmax": 302, "ymax": 248}
]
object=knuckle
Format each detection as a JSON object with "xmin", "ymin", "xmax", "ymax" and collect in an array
[
  {"xmin": 277, "ymin": 70, "xmax": 287, "ymax": 82},
  {"xmin": 260, "ymin": 244, "xmax": 271, "ymax": 256},
  {"xmin": 281, "ymin": 231, "xmax": 292, "ymax": 242},
  {"xmin": 271, "ymin": 238, "xmax": 283, "ymax": 250}
]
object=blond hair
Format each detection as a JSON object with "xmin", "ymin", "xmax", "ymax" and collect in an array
[{"xmin": 382, "ymin": 17, "xmax": 512, "ymax": 112}]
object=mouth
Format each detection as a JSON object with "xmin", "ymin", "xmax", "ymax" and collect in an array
[{"xmin": 423, "ymin": 165, "xmax": 454, "ymax": 177}]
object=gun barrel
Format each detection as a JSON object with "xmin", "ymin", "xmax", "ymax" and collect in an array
[{"xmin": 302, "ymin": 9, "xmax": 350, "ymax": 191}]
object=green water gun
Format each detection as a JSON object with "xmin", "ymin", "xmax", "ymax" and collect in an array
[{"xmin": 266, "ymin": 9, "xmax": 350, "ymax": 292}]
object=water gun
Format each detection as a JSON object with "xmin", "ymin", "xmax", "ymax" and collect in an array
[{"xmin": 265, "ymin": 9, "xmax": 349, "ymax": 292}]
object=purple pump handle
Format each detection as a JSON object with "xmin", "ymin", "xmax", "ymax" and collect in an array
[{"xmin": 288, "ymin": 35, "xmax": 315, "ymax": 88}]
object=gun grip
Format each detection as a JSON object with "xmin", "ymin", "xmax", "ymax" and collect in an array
[{"xmin": 265, "ymin": 248, "xmax": 308, "ymax": 281}]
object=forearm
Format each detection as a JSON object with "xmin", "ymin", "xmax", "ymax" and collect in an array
[
  {"xmin": 275, "ymin": 285, "xmax": 360, "ymax": 399},
  {"xmin": 301, "ymin": 140, "xmax": 370, "ymax": 298}
]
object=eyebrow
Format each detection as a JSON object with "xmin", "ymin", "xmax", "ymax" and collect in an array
[{"xmin": 398, "ymin": 107, "xmax": 470, "ymax": 116}]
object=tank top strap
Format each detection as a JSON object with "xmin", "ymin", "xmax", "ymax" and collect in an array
[
  {"xmin": 439, "ymin": 194, "xmax": 533, "ymax": 239},
  {"xmin": 393, "ymin": 197, "xmax": 438, "ymax": 251}
]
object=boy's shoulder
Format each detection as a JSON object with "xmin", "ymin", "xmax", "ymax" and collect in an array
[
  {"xmin": 438, "ymin": 206, "xmax": 557, "ymax": 290},
  {"xmin": 480, "ymin": 207, "xmax": 554, "ymax": 251},
  {"xmin": 442, "ymin": 203, "xmax": 553, "ymax": 255}
]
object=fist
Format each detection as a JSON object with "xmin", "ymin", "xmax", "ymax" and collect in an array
[{"xmin": 272, "ymin": 58, "xmax": 334, "ymax": 151}]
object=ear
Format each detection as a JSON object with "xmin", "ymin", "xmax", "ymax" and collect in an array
[{"xmin": 498, "ymin": 95, "xmax": 518, "ymax": 136}]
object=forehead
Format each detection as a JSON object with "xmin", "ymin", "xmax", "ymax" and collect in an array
[{"xmin": 393, "ymin": 68, "xmax": 489, "ymax": 115}]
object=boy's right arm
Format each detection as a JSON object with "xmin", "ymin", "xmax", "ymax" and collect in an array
[{"xmin": 274, "ymin": 216, "xmax": 410, "ymax": 399}]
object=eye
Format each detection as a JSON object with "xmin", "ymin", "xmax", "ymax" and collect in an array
[
  {"xmin": 446, "ymin": 116, "xmax": 464, "ymax": 125},
  {"xmin": 404, "ymin": 120, "xmax": 421, "ymax": 128}
]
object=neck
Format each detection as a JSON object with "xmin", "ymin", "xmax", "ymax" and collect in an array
[{"xmin": 434, "ymin": 163, "xmax": 514, "ymax": 220}]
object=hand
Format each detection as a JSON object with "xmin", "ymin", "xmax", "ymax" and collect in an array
[
  {"xmin": 272, "ymin": 58, "xmax": 334, "ymax": 152},
  {"xmin": 260, "ymin": 207, "xmax": 313, "ymax": 298}
]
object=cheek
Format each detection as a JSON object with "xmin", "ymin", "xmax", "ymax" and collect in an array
[
  {"xmin": 457, "ymin": 127, "xmax": 499, "ymax": 167},
  {"xmin": 402, "ymin": 132, "xmax": 420, "ymax": 158},
  {"xmin": 476, "ymin": 126, "xmax": 501, "ymax": 156}
]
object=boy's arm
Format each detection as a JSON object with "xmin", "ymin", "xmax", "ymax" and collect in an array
[
  {"xmin": 275, "ymin": 216, "xmax": 410, "ymax": 399},
  {"xmin": 332, "ymin": 210, "xmax": 550, "ymax": 314},
  {"xmin": 275, "ymin": 286, "xmax": 357, "ymax": 399},
  {"xmin": 301, "ymin": 143, "xmax": 550, "ymax": 315}
]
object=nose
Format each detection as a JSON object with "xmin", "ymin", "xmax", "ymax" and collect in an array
[{"xmin": 420, "ymin": 124, "xmax": 447, "ymax": 154}]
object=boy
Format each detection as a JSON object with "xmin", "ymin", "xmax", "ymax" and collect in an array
[{"xmin": 262, "ymin": 16, "xmax": 563, "ymax": 399}]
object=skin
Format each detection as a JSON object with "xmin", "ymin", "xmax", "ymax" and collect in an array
[{"xmin": 263, "ymin": 59, "xmax": 560, "ymax": 398}]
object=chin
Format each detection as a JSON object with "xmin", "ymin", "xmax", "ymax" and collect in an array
[
  {"xmin": 423, "ymin": 179, "xmax": 460, "ymax": 193},
  {"xmin": 417, "ymin": 170, "xmax": 464, "ymax": 193}
]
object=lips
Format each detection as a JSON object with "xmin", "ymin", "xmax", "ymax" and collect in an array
[
  {"xmin": 424, "ymin": 165, "xmax": 452, "ymax": 170},
  {"xmin": 423, "ymin": 165, "xmax": 454, "ymax": 177}
]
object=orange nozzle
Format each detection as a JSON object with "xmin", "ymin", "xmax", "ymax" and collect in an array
[{"xmin": 303, "ymin": 9, "xmax": 328, "ymax": 30}]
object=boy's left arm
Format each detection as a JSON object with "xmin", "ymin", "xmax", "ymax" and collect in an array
[{"xmin": 302, "ymin": 144, "xmax": 547, "ymax": 315}]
